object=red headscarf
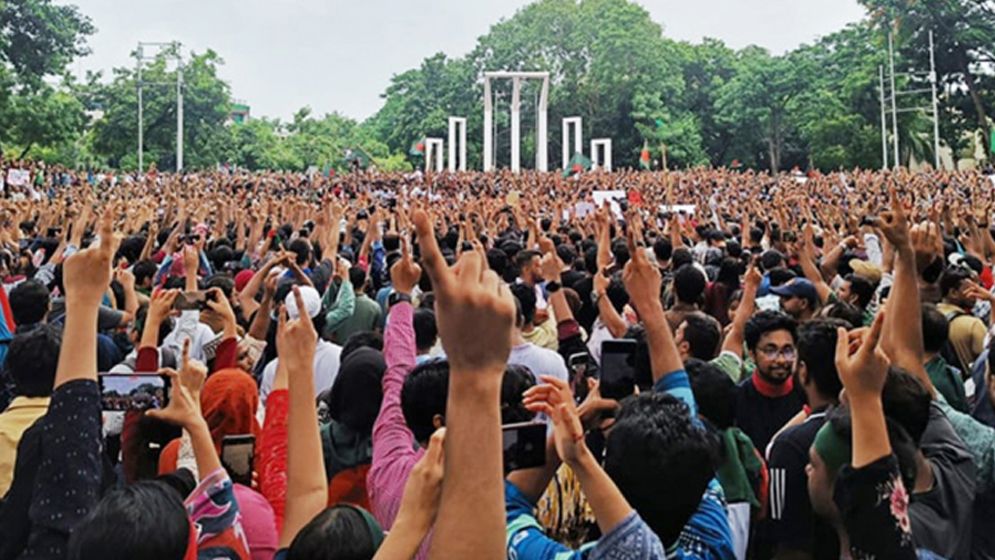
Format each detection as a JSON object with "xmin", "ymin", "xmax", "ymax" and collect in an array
[{"xmin": 200, "ymin": 368, "xmax": 261, "ymax": 453}]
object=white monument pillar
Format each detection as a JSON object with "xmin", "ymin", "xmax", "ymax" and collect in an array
[
  {"xmin": 448, "ymin": 117, "xmax": 467, "ymax": 172},
  {"xmin": 562, "ymin": 117, "xmax": 583, "ymax": 169},
  {"xmin": 482, "ymin": 71, "xmax": 550, "ymax": 173},
  {"xmin": 590, "ymin": 139, "xmax": 613, "ymax": 172},
  {"xmin": 425, "ymin": 138, "xmax": 444, "ymax": 173},
  {"xmin": 537, "ymin": 77, "xmax": 549, "ymax": 172},
  {"xmin": 483, "ymin": 78, "xmax": 493, "ymax": 172},
  {"xmin": 510, "ymin": 77, "xmax": 522, "ymax": 173}
]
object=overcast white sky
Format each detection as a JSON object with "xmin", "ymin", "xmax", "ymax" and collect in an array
[{"xmin": 69, "ymin": 0, "xmax": 868, "ymax": 122}]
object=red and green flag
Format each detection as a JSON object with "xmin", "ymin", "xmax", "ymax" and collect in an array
[
  {"xmin": 409, "ymin": 139, "xmax": 426, "ymax": 157},
  {"xmin": 562, "ymin": 152, "xmax": 592, "ymax": 178},
  {"xmin": 639, "ymin": 142, "xmax": 651, "ymax": 170}
]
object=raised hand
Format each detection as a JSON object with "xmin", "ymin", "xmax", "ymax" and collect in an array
[
  {"xmin": 524, "ymin": 375, "xmax": 587, "ymax": 464},
  {"xmin": 276, "ymin": 286, "xmax": 318, "ymax": 370},
  {"xmin": 835, "ymin": 310, "xmax": 890, "ymax": 402},
  {"xmin": 877, "ymin": 187, "xmax": 911, "ymax": 249},
  {"xmin": 413, "ymin": 208, "xmax": 515, "ymax": 375},
  {"xmin": 390, "ymin": 236, "xmax": 422, "ymax": 295},
  {"xmin": 64, "ymin": 207, "xmax": 116, "ymax": 307},
  {"xmin": 621, "ymin": 228, "xmax": 662, "ymax": 313}
]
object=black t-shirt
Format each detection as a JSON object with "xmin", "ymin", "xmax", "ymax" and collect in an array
[
  {"xmin": 910, "ymin": 402, "xmax": 976, "ymax": 560},
  {"xmin": 734, "ymin": 375, "xmax": 805, "ymax": 455},
  {"xmin": 767, "ymin": 409, "xmax": 840, "ymax": 559}
]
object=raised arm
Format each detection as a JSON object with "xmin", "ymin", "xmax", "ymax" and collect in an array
[
  {"xmin": 415, "ymin": 209, "xmax": 512, "ymax": 560},
  {"xmin": 276, "ymin": 287, "xmax": 325, "ymax": 548},
  {"xmin": 876, "ymin": 189, "xmax": 932, "ymax": 397},
  {"xmin": 622, "ymin": 230, "xmax": 682, "ymax": 381},
  {"xmin": 24, "ymin": 209, "xmax": 115, "ymax": 557},
  {"xmin": 721, "ymin": 264, "xmax": 761, "ymax": 359}
]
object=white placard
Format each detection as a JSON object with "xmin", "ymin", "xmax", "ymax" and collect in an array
[
  {"xmin": 592, "ymin": 190, "xmax": 626, "ymax": 218},
  {"xmin": 658, "ymin": 204, "xmax": 697, "ymax": 216},
  {"xmin": 6, "ymin": 169, "xmax": 29, "ymax": 187}
]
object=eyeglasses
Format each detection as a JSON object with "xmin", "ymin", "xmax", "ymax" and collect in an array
[{"xmin": 758, "ymin": 346, "xmax": 796, "ymax": 361}]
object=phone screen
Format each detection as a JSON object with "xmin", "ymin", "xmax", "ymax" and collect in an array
[
  {"xmin": 568, "ymin": 352, "xmax": 592, "ymax": 403},
  {"xmin": 502, "ymin": 422, "xmax": 546, "ymax": 472},
  {"xmin": 98, "ymin": 373, "xmax": 170, "ymax": 411},
  {"xmin": 221, "ymin": 435, "xmax": 255, "ymax": 486},
  {"xmin": 599, "ymin": 339, "xmax": 638, "ymax": 401},
  {"xmin": 174, "ymin": 291, "xmax": 207, "ymax": 311}
]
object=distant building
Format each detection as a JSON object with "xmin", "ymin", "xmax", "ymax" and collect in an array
[{"xmin": 229, "ymin": 100, "xmax": 250, "ymax": 124}]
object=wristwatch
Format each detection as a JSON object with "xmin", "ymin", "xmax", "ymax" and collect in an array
[
  {"xmin": 546, "ymin": 281, "xmax": 562, "ymax": 294},
  {"xmin": 388, "ymin": 292, "xmax": 412, "ymax": 308}
]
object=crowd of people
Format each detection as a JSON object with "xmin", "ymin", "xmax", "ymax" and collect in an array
[{"xmin": 0, "ymin": 157, "xmax": 994, "ymax": 560}]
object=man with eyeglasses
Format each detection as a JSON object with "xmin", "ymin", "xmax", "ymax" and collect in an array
[{"xmin": 734, "ymin": 310, "xmax": 805, "ymax": 453}]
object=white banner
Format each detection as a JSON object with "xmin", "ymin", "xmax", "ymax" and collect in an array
[{"xmin": 6, "ymin": 169, "xmax": 29, "ymax": 187}]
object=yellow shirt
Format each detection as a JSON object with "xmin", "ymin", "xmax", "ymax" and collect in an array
[{"xmin": 0, "ymin": 396, "xmax": 50, "ymax": 496}]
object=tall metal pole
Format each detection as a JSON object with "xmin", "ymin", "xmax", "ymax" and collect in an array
[
  {"xmin": 929, "ymin": 30, "xmax": 941, "ymax": 169},
  {"xmin": 879, "ymin": 66, "xmax": 889, "ymax": 170},
  {"xmin": 889, "ymin": 33, "xmax": 900, "ymax": 169},
  {"xmin": 137, "ymin": 44, "xmax": 144, "ymax": 174},
  {"xmin": 176, "ymin": 46, "xmax": 184, "ymax": 172}
]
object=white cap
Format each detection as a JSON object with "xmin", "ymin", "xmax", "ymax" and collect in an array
[{"xmin": 284, "ymin": 285, "xmax": 322, "ymax": 320}]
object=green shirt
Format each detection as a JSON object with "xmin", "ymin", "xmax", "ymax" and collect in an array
[
  {"xmin": 711, "ymin": 351, "xmax": 743, "ymax": 383},
  {"xmin": 924, "ymin": 356, "xmax": 969, "ymax": 413}
]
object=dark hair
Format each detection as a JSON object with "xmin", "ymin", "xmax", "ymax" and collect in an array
[
  {"xmin": 9, "ymin": 279, "xmax": 50, "ymax": 325},
  {"xmin": 681, "ymin": 312, "xmax": 721, "ymax": 361},
  {"xmin": 349, "ymin": 266, "xmax": 368, "ymax": 289},
  {"xmin": 514, "ymin": 250, "xmax": 542, "ymax": 275},
  {"xmin": 820, "ymin": 301, "xmax": 863, "ymax": 329},
  {"xmin": 401, "ymin": 360, "xmax": 540, "ymax": 444},
  {"xmin": 510, "ymin": 283, "xmax": 536, "ymax": 326},
  {"xmin": 796, "ymin": 319, "xmax": 845, "ymax": 400},
  {"xmin": 767, "ymin": 267, "xmax": 797, "ymax": 287},
  {"xmin": 402, "ymin": 359, "xmax": 450, "ymax": 443},
  {"xmin": 744, "ymin": 310, "xmax": 797, "ymax": 351},
  {"xmin": 487, "ymin": 248, "xmax": 509, "ymax": 280},
  {"xmin": 133, "ymin": 260, "xmax": 158, "ymax": 287},
  {"xmin": 605, "ymin": 392, "xmax": 719, "ymax": 546},
  {"xmin": 881, "ymin": 367, "xmax": 931, "ymax": 445},
  {"xmin": 653, "ymin": 237, "xmax": 673, "ymax": 263},
  {"xmin": 383, "ymin": 233, "xmax": 400, "ymax": 253},
  {"xmin": 844, "ymin": 274, "xmax": 875, "ymax": 308},
  {"xmin": 672, "ymin": 248, "xmax": 693, "ymax": 269},
  {"xmin": 939, "ymin": 266, "xmax": 972, "ymax": 298},
  {"xmin": 116, "ymin": 235, "xmax": 146, "ymax": 265},
  {"xmin": 686, "ymin": 358, "xmax": 736, "ymax": 429},
  {"xmin": 716, "ymin": 258, "xmax": 742, "ymax": 290},
  {"xmin": 286, "ymin": 505, "xmax": 377, "ymax": 560},
  {"xmin": 761, "ymin": 250, "xmax": 785, "ymax": 271},
  {"xmin": 288, "ymin": 238, "xmax": 312, "ymax": 266},
  {"xmin": 673, "ymin": 265, "xmax": 706, "ymax": 305},
  {"xmin": 413, "ymin": 308, "xmax": 438, "ymax": 352},
  {"xmin": 6, "ymin": 323, "xmax": 61, "ymax": 397},
  {"xmin": 68, "ymin": 481, "xmax": 189, "ymax": 560},
  {"xmin": 921, "ymin": 303, "xmax": 949, "ymax": 354},
  {"xmin": 501, "ymin": 364, "xmax": 537, "ymax": 424},
  {"xmin": 341, "ymin": 331, "xmax": 384, "ymax": 362},
  {"xmin": 208, "ymin": 245, "xmax": 234, "ymax": 271}
]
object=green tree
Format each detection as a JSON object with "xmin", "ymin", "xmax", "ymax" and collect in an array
[
  {"xmin": 0, "ymin": 0, "xmax": 93, "ymax": 156},
  {"xmin": 859, "ymin": 0, "xmax": 995, "ymax": 158},
  {"xmin": 90, "ymin": 49, "xmax": 231, "ymax": 170}
]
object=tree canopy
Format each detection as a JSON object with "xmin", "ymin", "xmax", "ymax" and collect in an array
[{"xmin": 5, "ymin": 0, "xmax": 995, "ymax": 172}]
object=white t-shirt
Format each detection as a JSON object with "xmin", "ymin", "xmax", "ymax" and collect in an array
[
  {"xmin": 258, "ymin": 339, "xmax": 342, "ymax": 413},
  {"xmin": 508, "ymin": 342, "xmax": 569, "ymax": 384}
]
